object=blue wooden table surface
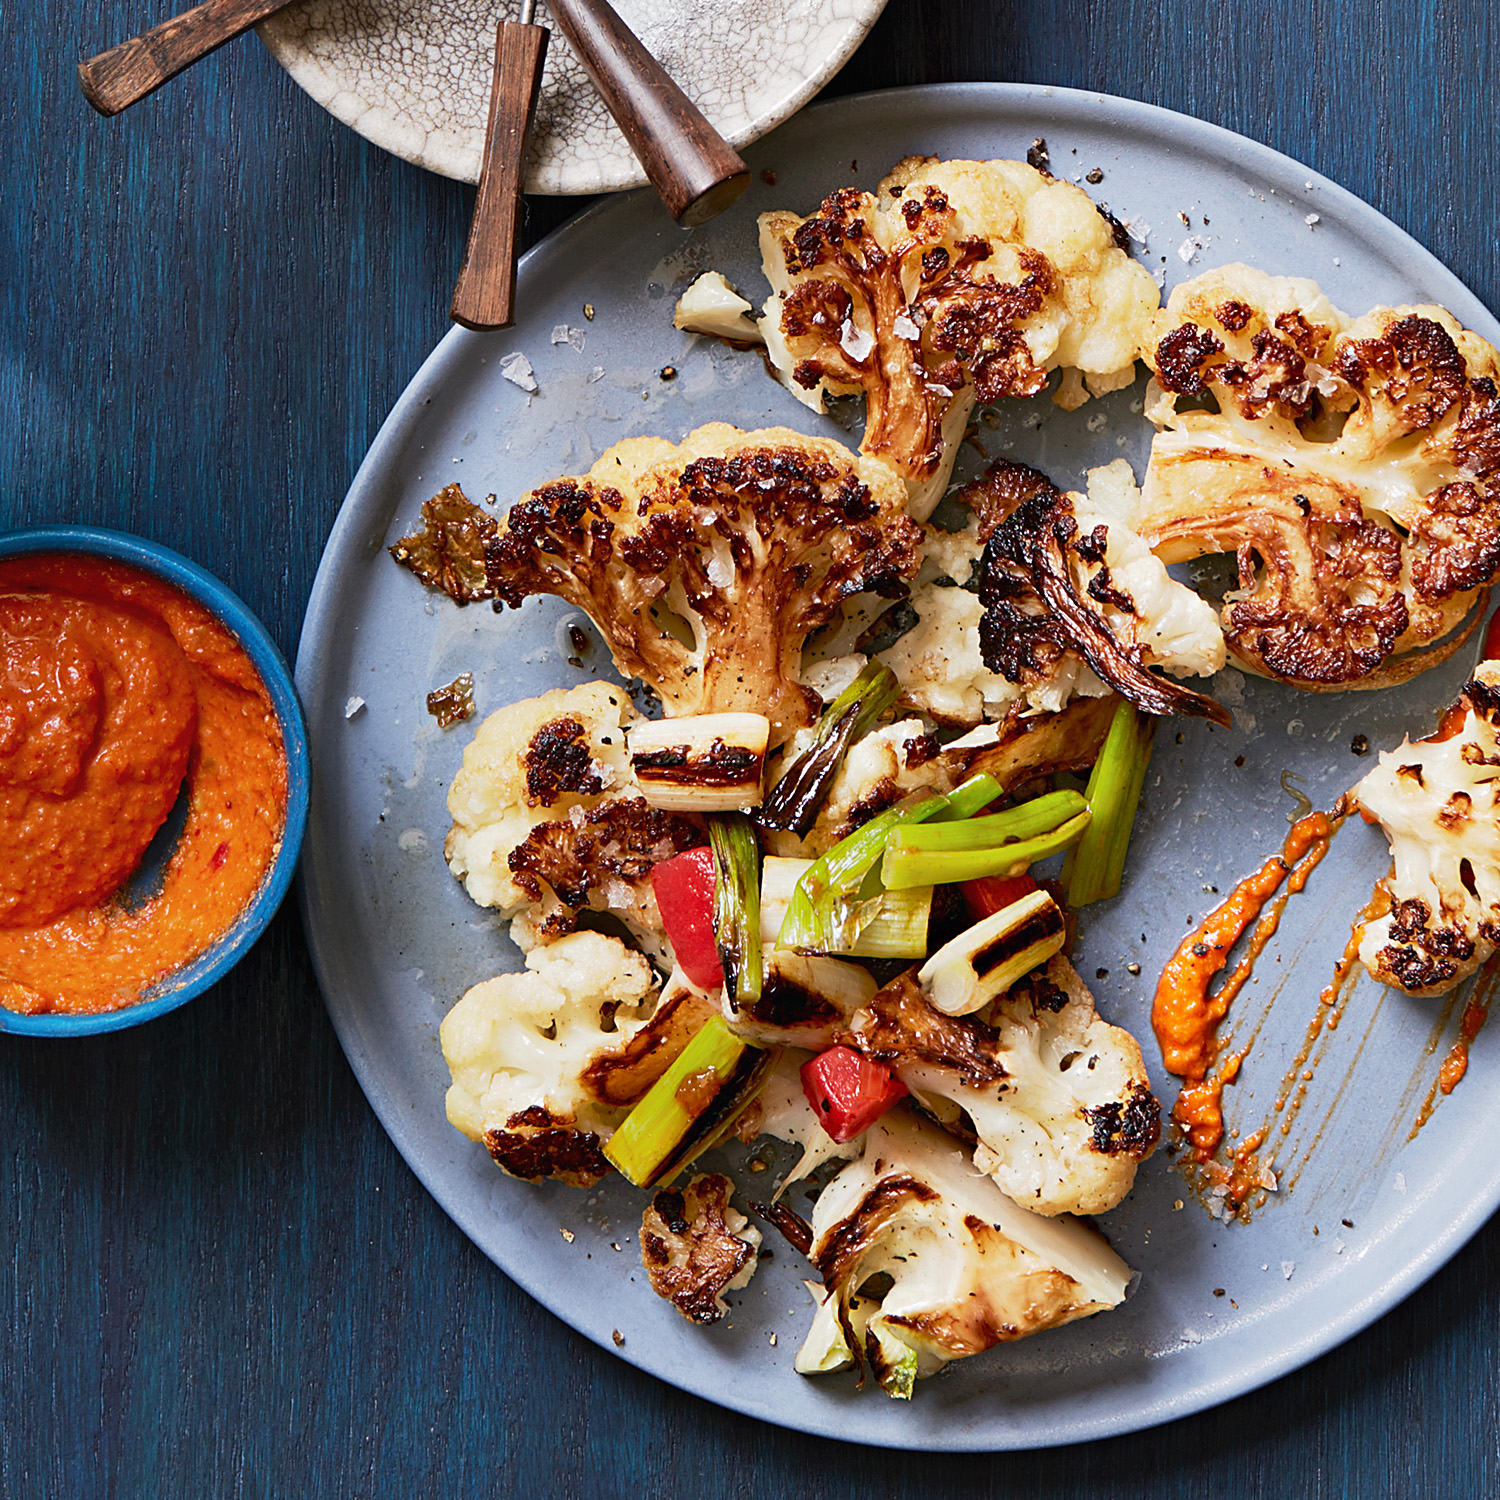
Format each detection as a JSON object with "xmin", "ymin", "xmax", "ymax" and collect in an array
[{"xmin": 4, "ymin": 1, "xmax": 1498, "ymax": 1493}]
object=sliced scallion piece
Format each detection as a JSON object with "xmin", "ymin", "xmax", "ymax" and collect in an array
[
  {"xmin": 762, "ymin": 856, "xmax": 933, "ymax": 959},
  {"xmin": 1063, "ymin": 700, "xmax": 1157, "ymax": 906},
  {"xmin": 917, "ymin": 888, "xmax": 1067, "ymax": 1014},
  {"xmin": 884, "ymin": 789, "xmax": 1086, "ymax": 854},
  {"xmin": 602, "ymin": 1016, "xmax": 773, "ymax": 1188},
  {"xmin": 776, "ymin": 774, "xmax": 1000, "ymax": 953},
  {"xmin": 759, "ymin": 662, "xmax": 901, "ymax": 833},
  {"xmin": 708, "ymin": 813, "xmax": 762, "ymax": 1009},
  {"xmin": 881, "ymin": 809, "xmax": 1092, "ymax": 889}
]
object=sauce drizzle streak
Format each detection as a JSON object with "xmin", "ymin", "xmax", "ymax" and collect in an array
[{"xmin": 1151, "ymin": 806, "xmax": 1346, "ymax": 1170}]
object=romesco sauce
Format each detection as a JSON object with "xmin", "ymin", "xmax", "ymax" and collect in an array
[
  {"xmin": 1151, "ymin": 810, "xmax": 1340, "ymax": 1159},
  {"xmin": 0, "ymin": 554, "xmax": 287, "ymax": 1015}
]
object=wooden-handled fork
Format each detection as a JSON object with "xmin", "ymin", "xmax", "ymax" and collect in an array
[
  {"xmin": 450, "ymin": 0, "xmax": 751, "ymax": 330},
  {"xmin": 79, "ymin": 0, "xmax": 296, "ymax": 117}
]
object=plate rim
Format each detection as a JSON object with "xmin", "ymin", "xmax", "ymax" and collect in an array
[{"xmin": 295, "ymin": 79, "xmax": 1500, "ymax": 1449}]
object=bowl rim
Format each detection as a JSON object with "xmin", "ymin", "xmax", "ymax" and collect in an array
[{"xmin": 0, "ymin": 525, "xmax": 309, "ymax": 1037}]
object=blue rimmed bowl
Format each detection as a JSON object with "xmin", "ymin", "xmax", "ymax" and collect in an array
[{"xmin": 0, "ymin": 527, "xmax": 309, "ymax": 1037}]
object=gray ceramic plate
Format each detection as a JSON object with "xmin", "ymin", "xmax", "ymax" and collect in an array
[{"xmin": 296, "ymin": 83, "xmax": 1500, "ymax": 1449}]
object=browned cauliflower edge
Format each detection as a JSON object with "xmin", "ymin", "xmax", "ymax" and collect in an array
[{"xmin": 1139, "ymin": 264, "xmax": 1500, "ymax": 690}]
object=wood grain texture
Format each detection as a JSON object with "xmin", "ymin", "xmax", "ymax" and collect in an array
[
  {"xmin": 78, "ymin": 0, "xmax": 295, "ymax": 116},
  {"xmin": 544, "ymin": 0, "xmax": 749, "ymax": 224},
  {"xmin": 450, "ymin": 19, "xmax": 549, "ymax": 330},
  {"xmin": 5, "ymin": 0, "xmax": 1500, "ymax": 1494}
]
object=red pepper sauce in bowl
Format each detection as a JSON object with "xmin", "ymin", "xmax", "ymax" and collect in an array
[{"xmin": 0, "ymin": 554, "xmax": 287, "ymax": 1015}]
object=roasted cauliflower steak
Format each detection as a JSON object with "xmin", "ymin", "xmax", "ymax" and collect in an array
[
  {"xmin": 1139, "ymin": 264, "xmax": 1500, "ymax": 689},
  {"xmin": 683, "ymin": 156, "xmax": 1157, "ymax": 519},
  {"xmin": 482, "ymin": 423, "xmax": 921, "ymax": 743}
]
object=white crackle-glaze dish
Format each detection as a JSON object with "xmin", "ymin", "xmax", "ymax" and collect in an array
[
  {"xmin": 258, "ymin": 0, "xmax": 887, "ymax": 194},
  {"xmin": 296, "ymin": 86, "xmax": 1500, "ymax": 1447}
]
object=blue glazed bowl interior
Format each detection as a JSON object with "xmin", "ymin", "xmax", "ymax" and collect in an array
[{"xmin": 0, "ymin": 527, "xmax": 309, "ymax": 1037}]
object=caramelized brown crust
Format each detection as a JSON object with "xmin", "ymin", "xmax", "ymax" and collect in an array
[
  {"xmin": 524, "ymin": 716, "xmax": 606, "ymax": 807},
  {"xmin": 640, "ymin": 1174, "xmax": 758, "ymax": 1325},
  {"xmin": 508, "ymin": 795, "xmax": 704, "ymax": 911},
  {"xmin": 484, "ymin": 1105, "xmax": 611, "ymax": 1187},
  {"xmin": 1083, "ymin": 1083, "xmax": 1162, "ymax": 1157},
  {"xmin": 972, "ymin": 460, "xmax": 1228, "ymax": 722}
]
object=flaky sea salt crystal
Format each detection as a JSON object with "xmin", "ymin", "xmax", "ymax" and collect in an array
[
  {"xmin": 500, "ymin": 352, "xmax": 538, "ymax": 392},
  {"xmin": 1281, "ymin": 1261, "xmax": 1295, "ymax": 1280},
  {"xmin": 344, "ymin": 695, "xmax": 366, "ymax": 719}
]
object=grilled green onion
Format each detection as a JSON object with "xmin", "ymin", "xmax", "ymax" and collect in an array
[
  {"xmin": 917, "ymin": 888, "xmax": 1067, "ymax": 1014},
  {"xmin": 767, "ymin": 854, "xmax": 933, "ymax": 957},
  {"xmin": 775, "ymin": 773, "xmax": 1000, "ymax": 954},
  {"xmin": 628, "ymin": 712, "xmax": 769, "ymax": 811},
  {"xmin": 1063, "ymin": 700, "xmax": 1157, "ymax": 906},
  {"xmin": 759, "ymin": 662, "xmax": 901, "ymax": 833},
  {"xmin": 881, "ymin": 809, "xmax": 1092, "ymax": 889},
  {"xmin": 884, "ymin": 789, "xmax": 1086, "ymax": 855},
  {"xmin": 709, "ymin": 813, "xmax": 762, "ymax": 1008},
  {"xmin": 602, "ymin": 1016, "xmax": 773, "ymax": 1188}
]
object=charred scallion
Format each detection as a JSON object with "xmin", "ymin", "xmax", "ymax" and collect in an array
[
  {"xmin": 709, "ymin": 813, "xmax": 762, "ymax": 1008},
  {"xmin": 881, "ymin": 805, "xmax": 1092, "ymax": 889},
  {"xmin": 762, "ymin": 856, "xmax": 933, "ymax": 960},
  {"xmin": 602, "ymin": 1016, "xmax": 774, "ymax": 1188},
  {"xmin": 917, "ymin": 888, "xmax": 1067, "ymax": 1014},
  {"xmin": 759, "ymin": 663, "xmax": 901, "ymax": 833},
  {"xmin": 628, "ymin": 712, "xmax": 770, "ymax": 812},
  {"xmin": 1063, "ymin": 700, "xmax": 1157, "ymax": 906},
  {"xmin": 776, "ymin": 774, "xmax": 1001, "ymax": 955}
]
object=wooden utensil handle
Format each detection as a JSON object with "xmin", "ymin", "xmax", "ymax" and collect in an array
[
  {"xmin": 544, "ymin": 0, "xmax": 749, "ymax": 226},
  {"xmin": 79, "ymin": 0, "xmax": 294, "ymax": 117},
  {"xmin": 450, "ymin": 20, "xmax": 550, "ymax": 332}
]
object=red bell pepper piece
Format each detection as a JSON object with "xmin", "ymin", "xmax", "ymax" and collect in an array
[
  {"xmin": 800, "ymin": 1046, "xmax": 908, "ymax": 1144},
  {"xmin": 650, "ymin": 846, "xmax": 723, "ymax": 990},
  {"xmin": 960, "ymin": 872, "xmax": 1039, "ymax": 924}
]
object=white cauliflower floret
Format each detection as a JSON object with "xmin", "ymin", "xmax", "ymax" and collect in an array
[
  {"xmin": 1354, "ymin": 660, "xmax": 1500, "ymax": 995},
  {"xmin": 444, "ymin": 682, "xmax": 707, "ymax": 959},
  {"xmin": 672, "ymin": 272, "xmax": 760, "ymax": 342},
  {"xmin": 881, "ymin": 458, "xmax": 1224, "ymax": 729},
  {"xmin": 967, "ymin": 456, "xmax": 1228, "ymax": 724},
  {"xmin": 482, "ymin": 422, "xmax": 921, "ymax": 744},
  {"xmin": 843, "ymin": 958, "xmax": 1160, "ymax": 1216},
  {"xmin": 445, "ymin": 682, "xmax": 633, "ymax": 912},
  {"xmin": 440, "ymin": 934, "xmax": 714, "ymax": 1185},
  {"xmin": 1074, "ymin": 461, "xmax": 1227, "ymax": 679},
  {"xmin": 1140, "ymin": 265, "xmax": 1500, "ymax": 689},
  {"xmin": 750, "ymin": 156, "xmax": 1157, "ymax": 518},
  {"xmin": 794, "ymin": 1108, "xmax": 1134, "ymax": 1396}
]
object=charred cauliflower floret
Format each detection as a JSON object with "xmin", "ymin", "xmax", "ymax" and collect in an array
[
  {"xmin": 1354, "ymin": 661, "xmax": 1500, "ymax": 995},
  {"xmin": 481, "ymin": 423, "xmax": 921, "ymax": 744},
  {"xmin": 793, "ymin": 1108, "xmax": 1134, "ymax": 1396},
  {"xmin": 841, "ymin": 958, "xmax": 1159, "ymax": 1216},
  {"xmin": 440, "ymin": 932, "xmax": 716, "ymax": 1186},
  {"xmin": 1140, "ymin": 265, "xmax": 1500, "ymax": 688},
  {"xmin": 679, "ymin": 158, "xmax": 1156, "ymax": 519},
  {"xmin": 444, "ymin": 683, "xmax": 702, "ymax": 954},
  {"xmin": 970, "ymin": 458, "xmax": 1229, "ymax": 724},
  {"xmin": 640, "ymin": 1173, "xmax": 762, "ymax": 1324}
]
